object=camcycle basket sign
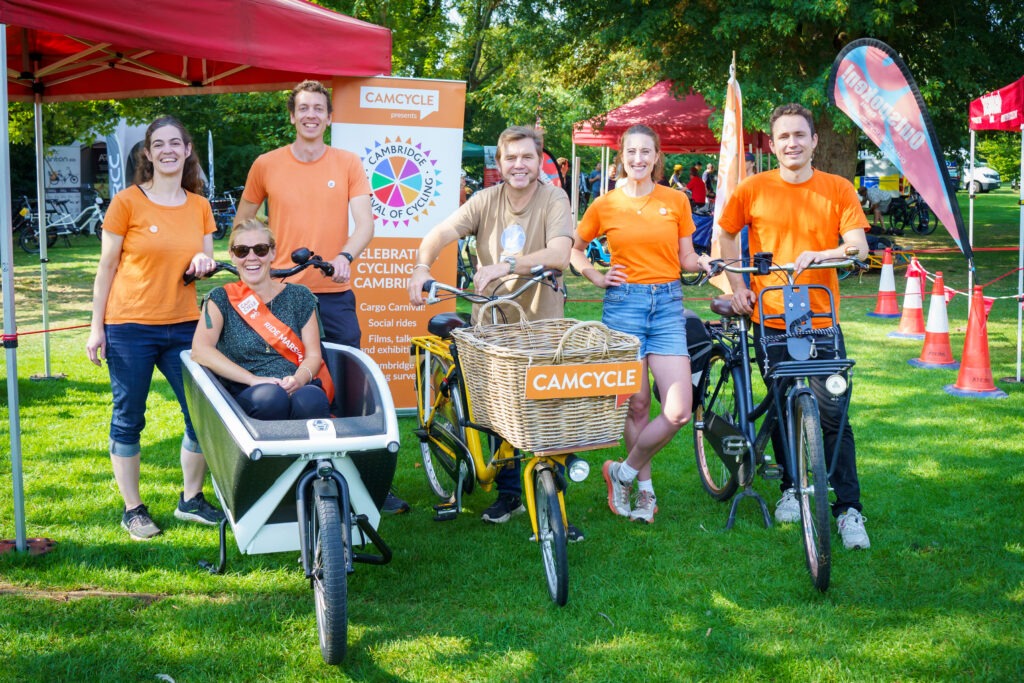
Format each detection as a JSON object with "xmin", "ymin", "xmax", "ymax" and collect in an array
[{"xmin": 525, "ymin": 361, "xmax": 643, "ymax": 401}]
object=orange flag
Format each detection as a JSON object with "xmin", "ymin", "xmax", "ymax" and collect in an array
[{"xmin": 710, "ymin": 59, "xmax": 746, "ymax": 293}]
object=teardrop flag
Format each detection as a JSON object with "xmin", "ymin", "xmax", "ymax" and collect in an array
[{"xmin": 827, "ymin": 38, "xmax": 973, "ymax": 265}]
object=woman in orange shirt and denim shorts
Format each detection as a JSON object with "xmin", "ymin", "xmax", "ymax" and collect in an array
[{"xmin": 571, "ymin": 124, "xmax": 710, "ymax": 524}]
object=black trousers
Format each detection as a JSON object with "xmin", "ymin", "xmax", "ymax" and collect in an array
[{"xmin": 753, "ymin": 325, "xmax": 862, "ymax": 517}]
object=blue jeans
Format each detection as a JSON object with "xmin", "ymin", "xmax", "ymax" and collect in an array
[
  {"xmin": 602, "ymin": 281, "xmax": 688, "ymax": 357},
  {"xmin": 105, "ymin": 322, "xmax": 200, "ymax": 456}
]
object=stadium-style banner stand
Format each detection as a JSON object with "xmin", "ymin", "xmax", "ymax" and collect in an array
[
  {"xmin": 0, "ymin": 0, "xmax": 392, "ymax": 553},
  {"xmin": 968, "ymin": 76, "xmax": 1024, "ymax": 383}
]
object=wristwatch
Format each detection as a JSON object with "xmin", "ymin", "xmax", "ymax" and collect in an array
[
  {"xmin": 340, "ymin": 252, "xmax": 354, "ymax": 264},
  {"xmin": 500, "ymin": 255, "xmax": 516, "ymax": 274}
]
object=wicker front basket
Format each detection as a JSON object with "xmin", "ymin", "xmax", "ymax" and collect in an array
[{"xmin": 450, "ymin": 305, "xmax": 640, "ymax": 452}]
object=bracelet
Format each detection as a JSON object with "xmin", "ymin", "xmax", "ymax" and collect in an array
[
  {"xmin": 298, "ymin": 366, "xmax": 314, "ymax": 384},
  {"xmin": 413, "ymin": 263, "xmax": 431, "ymax": 271},
  {"xmin": 340, "ymin": 252, "xmax": 354, "ymax": 264}
]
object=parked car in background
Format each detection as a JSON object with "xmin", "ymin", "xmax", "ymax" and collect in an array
[{"xmin": 962, "ymin": 165, "xmax": 1001, "ymax": 193}]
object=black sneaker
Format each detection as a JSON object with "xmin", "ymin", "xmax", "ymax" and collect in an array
[
  {"xmin": 122, "ymin": 504, "xmax": 162, "ymax": 541},
  {"xmin": 174, "ymin": 492, "xmax": 225, "ymax": 526},
  {"xmin": 481, "ymin": 493, "xmax": 525, "ymax": 524},
  {"xmin": 381, "ymin": 491, "xmax": 410, "ymax": 515}
]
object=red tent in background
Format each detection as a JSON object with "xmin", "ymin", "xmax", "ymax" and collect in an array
[
  {"xmin": 2, "ymin": 0, "xmax": 391, "ymax": 100},
  {"xmin": 572, "ymin": 80, "xmax": 769, "ymax": 153}
]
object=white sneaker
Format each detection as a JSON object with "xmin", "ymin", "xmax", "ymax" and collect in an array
[
  {"xmin": 629, "ymin": 490, "xmax": 658, "ymax": 524},
  {"xmin": 775, "ymin": 488, "xmax": 800, "ymax": 523},
  {"xmin": 837, "ymin": 509, "xmax": 870, "ymax": 549},
  {"xmin": 602, "ymin": 461, "xmax": 632, "ymax": 517}
]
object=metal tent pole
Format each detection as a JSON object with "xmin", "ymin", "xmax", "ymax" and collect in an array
[{"xmin": 1, "ymin": 23, "xmax": 29, "ymax": 552}]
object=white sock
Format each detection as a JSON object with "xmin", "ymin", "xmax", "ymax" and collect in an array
[
  {"xmin": 637, "ymin": 479, "xmax": 655, "ymax": 495},
  {"xmin": 617, "ymin": 462, "xmax": 639, "ymax": 484}
]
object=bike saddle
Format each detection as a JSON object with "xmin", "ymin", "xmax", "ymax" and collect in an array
[{"xmin": 428, "ymin": 312, "xmax": 471, "ymax": 339}]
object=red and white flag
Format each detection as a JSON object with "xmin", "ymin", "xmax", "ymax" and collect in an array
[{"xmin": 710, "ymin": 61, "xmax": 746, "ymax": 292}]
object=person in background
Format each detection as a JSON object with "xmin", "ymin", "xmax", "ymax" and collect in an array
[
  {"xmin": 571, "ymin": 124, "xmax": 708, "ymax": 524},
  {"xmin": 718, "ymin": 102, "xmax": 871, "ymax": 550},
  {"xmin": 686, "ymin": 165, "xmax": 707, "ymax": 211},
  {"xmin": 234, "ymin": 79, "xmax": 409, "ymax": 515},
  {"xmin": 668, "ymin": 163, "xmax": 685, "ymax": 190},
  {"xmin": 407, "ymin": 126, "xmax": 581, "ymax": 539},
  {"xmin": 702, "ymin": 161, "xmax": 717, "ymax": 201},
  {"xmin": 745, "ymin": 151, "xmax": 758, "ymax": 177},
  {"xmin": 191, "ymin": 219, "xmax": 330, "ymax": 421},
  {"xmin": 86, "ymin": 115, "xmax": 224, "ymax": 541}
]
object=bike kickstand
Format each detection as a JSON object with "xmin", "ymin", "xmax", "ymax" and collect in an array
[{"xmin": 725, "ymin": 486, "xmax": 773, "ymax": 530}]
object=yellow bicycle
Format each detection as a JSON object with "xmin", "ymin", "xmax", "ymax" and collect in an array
[{"xmin": 411, "ymin": 268, "xmax": 631, "ymax": 605}]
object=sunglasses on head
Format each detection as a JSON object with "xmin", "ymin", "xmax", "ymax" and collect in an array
[{"xmin": 230, "ymin": 243, "xmax": 272, "ymax": 258}]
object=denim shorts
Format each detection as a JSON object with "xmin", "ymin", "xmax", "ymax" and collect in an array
[
  {"xmin": 105, "ymin": 321, "xmax": 201, "ymax": 456},
  {"xmin": 602, "ymin": 281, "xmax": 689, "ymax": 357}
]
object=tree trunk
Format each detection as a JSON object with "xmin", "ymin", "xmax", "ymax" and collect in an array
[{"xmin": 813, "ymin": 113, "xmax": 859, "ymax": 179}]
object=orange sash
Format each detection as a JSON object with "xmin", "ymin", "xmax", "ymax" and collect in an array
[{"xmin": 224, "ymin": 282, "xmax": 334, "ymax": 403}]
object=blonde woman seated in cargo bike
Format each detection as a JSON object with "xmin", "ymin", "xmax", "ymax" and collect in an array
[
  {"xmin": 190, "ymin": 219, "xmax": 331, "ymax": 421},
  {"xmin": 571, "ymin": 123, "xmax": 710, "ymax": 524}
]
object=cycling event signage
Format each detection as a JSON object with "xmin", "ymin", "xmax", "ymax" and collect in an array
[
  {"xmin": 333, "ymin": 76, "xmax": 467, "ymax": 410},
  {"xmin": 525, "ymin": 361, "xmax": 643, "ymax": 400}
]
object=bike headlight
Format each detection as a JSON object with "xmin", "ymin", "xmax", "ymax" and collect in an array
[{"xmin": 825, "ymin": 374, "xmax": 848, "ymax": 396}]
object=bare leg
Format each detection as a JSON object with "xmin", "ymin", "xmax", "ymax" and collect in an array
[
  {"xmin": 110, "ymin": 453, "xmax": 143, "ymax": 509},
  {"xmin": 623, "ymin": 354, "xmax": 693, "ymax": 474},
  {"xmin": 622, "ymin": 357, "xmax": 651, "ymax": 455},
  {"xmin": 181, "ymin": 447, "xmax": 207, "ymax": 500}
]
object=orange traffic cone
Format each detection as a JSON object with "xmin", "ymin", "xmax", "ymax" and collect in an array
[
  {"xmin": 944, "ymin": 286, "xmax": 1008, "ymax": 398},
  {"xmin": 889, "ymin": 257, "xmax": 926, "ymax": 339},
  {"xmin": 908, "ymin": 271, "xmax": 959, "ymax": 369},
  {"xmin": 867, "ymin": 248, "xmax": 900, "ymax": 318}
]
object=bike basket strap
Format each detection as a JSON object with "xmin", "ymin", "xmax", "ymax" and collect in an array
[{"xmin": 450, "ymin": 318, "xmax": 640, "ymax": 452}]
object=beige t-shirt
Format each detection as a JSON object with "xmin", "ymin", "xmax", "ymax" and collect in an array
[{"xmin": 440, "ymin": 182, "xmax": 573, "ymax": 322}]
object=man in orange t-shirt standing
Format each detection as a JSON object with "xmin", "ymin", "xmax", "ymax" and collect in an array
[
  {"xmin": 235, "ymin": 80, "xmax": 374, "ymax": 350},
  {"xmin": 718, "ymin": 103, "xmax": 871, "ymax": 550},
  {"xmin": 235, "ymin": 80, "xmax": 410, "ymax": 514}
]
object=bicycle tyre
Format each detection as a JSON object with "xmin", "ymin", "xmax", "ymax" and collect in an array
[
  {"xmin": 794, "ymin": 392, "xmax": 831, "ymax": 592},
  {"xmin": 19, "ymin": 226, "xmax": 56, "ymax": 253},
  {"xmin": 311, "ymin": 488, "xmax": 348, "ymax": 664},
  {"xmin": 693, "ymin": 346, "xmax": 740, "ymax": 501},
  {"xmin": 911, "ymin": 207, "xmax": 937, "ymax": 235},
  {"xmin": 417, "ymin": 354, "xmax": 465, "ymax": 499},
  {"xmin": 534, "ymin": 468, "xmax": 569, "ymax": 605}
]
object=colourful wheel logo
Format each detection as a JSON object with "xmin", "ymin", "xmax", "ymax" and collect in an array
[{"xmin": 362, "ymin": 136, "xmax": 441, "ymax": 228}]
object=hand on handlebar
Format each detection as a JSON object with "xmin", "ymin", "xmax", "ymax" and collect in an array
[
  {"xmin": 408, "ymin": 267, "xmax": 433, "ymax": 306},
  {"xmin": 186, "ymin": 252, "xmax": 217, "ymax": 279},
  {"xmin": 327, "ymin": 254, "xmax": 353, "ymax": 284},
  {"xmin": 473, "ymin": 262, "xmax": 510, "ymax": 293}
]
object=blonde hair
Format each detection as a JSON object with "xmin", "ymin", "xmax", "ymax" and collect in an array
[{"xmin": 229, "ymin": 218, "xmax": 275, "ymax": 249}]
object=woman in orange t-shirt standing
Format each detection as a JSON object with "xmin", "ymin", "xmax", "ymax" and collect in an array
[
  {"xmin": 86, "ymin": 116, "xmax": 222, "ymax": 541},
  {"xmin": 571, "ymin": 124, "xmax": 710, "ymax": 524}
]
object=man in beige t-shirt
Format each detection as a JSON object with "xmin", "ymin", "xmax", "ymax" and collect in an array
[{"xmin": 407, "ymin": 125, "xmax": 574, "ymax": 528}]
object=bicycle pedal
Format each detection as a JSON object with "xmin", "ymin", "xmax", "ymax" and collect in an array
[
  {"xmin": 759, "ymin": 464, "xmax": 784, "ymax": 481},
  {"xmin": 432, "ymin": 502, "xmax": 459, "ymax": 522}
]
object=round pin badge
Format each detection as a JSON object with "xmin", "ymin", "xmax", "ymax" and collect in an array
[
  {"xmin": 328, "ymin": 180, "xmax": 336, "ymax": 188},
  {"xmin": 501, "ymin": 223, "xmax": 526, "ymax": 254},
  {"xmin": 659, "ymin": 207, "xmax": 668, "ymax": 215},
  {"xmin": 149, "ymin": 225, "xmax": 158, "ymax": 233}
]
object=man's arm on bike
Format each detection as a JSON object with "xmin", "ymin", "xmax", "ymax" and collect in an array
[
  {"xmin": 717, "ymin": 229, "xmax": 756, "ymax": 315},
  {"xmin": 793, "ymin": 228, "xmax": 868, "ymax": 273},
  {"xmin": 407, "ymin": 222, "xmax": 464, "ymax": 305}
]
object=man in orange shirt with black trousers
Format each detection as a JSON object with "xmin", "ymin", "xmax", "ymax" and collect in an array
[
  {"xmin": 235, "ymin": 80, "xmax": 410, "ymax": 514},
  {"xmin": 717, "ymin": 103, "xmax": 871, "ymax": 550}
]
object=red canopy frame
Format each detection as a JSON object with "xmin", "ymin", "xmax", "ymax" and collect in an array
[{"xmin": 0, "ymin": 0, "xmax": 392, "ymax": 552}]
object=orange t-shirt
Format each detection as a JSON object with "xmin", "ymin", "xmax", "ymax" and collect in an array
[
  {"xmin": 577, "ymin": 184, "xmax": 695, "ymax": 283},
  {"xmin": 102, "ymin": 186, "xmax": 215, "ymax": 325},
  {"xmin": 242, "ymin": 146, "xmax": 371, "ymax": 293},
  {"xmin": 718, "ymin": 169, "xmax": 868, "ymax": 328}
]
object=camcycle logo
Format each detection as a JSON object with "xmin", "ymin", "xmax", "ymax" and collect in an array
[
  {"xmin": 361, "ymin": 137, "xmax": 441, "ymax": 229},
  {"xmin": 525, "ymin": 361, "xmax": 643, "ymax": 400}
]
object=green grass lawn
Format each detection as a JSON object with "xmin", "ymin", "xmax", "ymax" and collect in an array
[{"xmin": 1, "ymin": 188, "xmax": 1023, "ymax": 681}]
